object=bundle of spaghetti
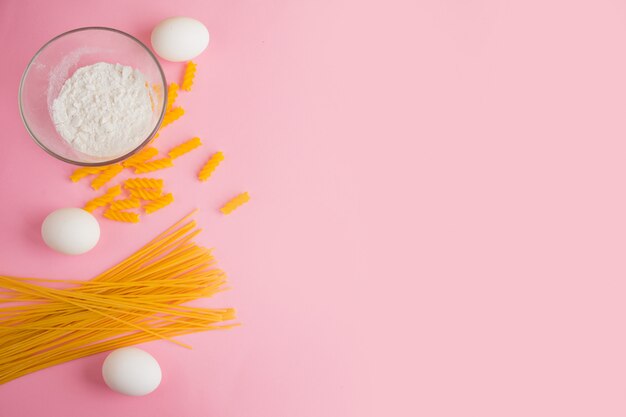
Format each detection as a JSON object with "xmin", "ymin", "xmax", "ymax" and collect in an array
[
  {"xmin": 181, "ymin": 61, "xmax": 197, "ymax": 91},
  {"xmin": 70, "ymin": 167, "xmax": 106, "ymax": 183},
  {"xmin": 122, "ymin": 147, "xmax": 159, "ymax": 168},
  {"xmin": 103, "ymin": 209, "xmax": 140, "ymax": 223},
  {"xmin": 129, "ymin": 188, "xmax": 163, "ymax": 201},
  {"xmin": 84, "ymin": 185, "xmax": 122, "ymax": 212},
  {"xmin": 124, "ymin": 178, "xmax": 164, "ymax": 190},
  {"xmin": 220, "ymin": 192, "xmax": 250, "ymax": 214},
  {"xmin": 160, "ymin": 107, "xmax": 184, "ymax": 129},
  {"xmin": 109, "ymin": 197, "xmax": 141, "ymax": 211},
  {"xmin": 198, "ymin": 151, "xmax": 224, "ymax": 181},
  {"xmin": 0, "ymin": 212, "xmax": 235, "ymax": 384},
  {"xmin": 168, "ymin": 137, "xmax": 202, "ymax": 159},
  {"xmin": 165, "ymin": 82, "xmax": 179, "ymax": 112},
  {"xmin": 144, "ymin": 193, "xmax": 174, "ymax": 214},
  {"xmin": 133, "ymin": 157, "xmax": 174, "ymax": 174},
  {"xmin": 91, "ymin": 164, "xmax": 124, "ymax": 190}
]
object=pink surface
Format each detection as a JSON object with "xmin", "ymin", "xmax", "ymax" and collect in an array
[{"xmin": 2, "ymin": 0, "xmax": 626, "ymax": 416}]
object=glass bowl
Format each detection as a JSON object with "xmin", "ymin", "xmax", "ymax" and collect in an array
[{"xmin": 18, "ymin": 27, "xmax": 167, "ymax": 166}]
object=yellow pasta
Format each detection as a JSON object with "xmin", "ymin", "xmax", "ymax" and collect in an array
[
  {"xmin": 181, "ymin": 61, "xmax": 197, "ymax": 91},
  {"xmin": 198, "ymin": 151, "xmax": 224, "ymax": 181},
  {"xmin": 103, "ymin": 209, "xmax": 140, "ymax": 223},
  {"xmin": 168, "ymin": 137, "xmax": 202, "ymax": 159},
  {"xmin": 124, "ymin": 178, "xmax": 164, "ymax": 190},
  {"xmin": 220, "ymin": 192, "xmax": 250, "ymax": 214},
  {"xmin": 84, "ymin": 185, "xmax": 122, "ymax": 212},
  {"xmin": 133, "ymin": 157, "xmax": 174, "ymax": 174},
  {"xmin": 129, "ymin": 188, "xmax": 163, "ymax": 201},
  {"xmin": 165, "ymin": 82, "xmax": 179, "ymax": 112},
  {"xmin": 122, "ymin": 147, "xmax": 159, "ymax": 168},
  {"xmin": 70, "ymin": 167, "xmax": 106, "ymax": 183},
  {"xmin": 144, "ymin": 193, "xmax": 174, "ymax": 214},
  {"xmin": 0, "ymin": 212, "xmax": 234, "ymax": 384},
  {"xmin": 109, "ymin": 197, "xmax": 141, "ymax": 211},
  {"xmin": 91, "ymin": 164, "xmax": 123, "ymax": 190},
  {"xmin": 160, "ymin": 107, "xmax": 184, "ymax": 129}
]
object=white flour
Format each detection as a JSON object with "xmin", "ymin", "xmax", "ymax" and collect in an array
[{"xmin": 52, "ymin": 62, "xmax": 153, "ymax": 157}]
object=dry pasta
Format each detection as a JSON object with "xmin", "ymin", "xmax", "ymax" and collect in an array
[
  {"xmin": 160, "ymin": 107, "xmax": 184, "ymax": 129},
  {"xmin": 168, "ymin": 137, "xmax": 202, "ymax": 159},
  {"xmin": 84, "ymin": 185, "xmax": 122, "ymax": 212},
  {"xmin": 133, "ymin": 158, "xmax": 174, "ymax": 174},
  {"xmin": 124, "ymin": 178, "xmax": 164, "ymax": 190},
  {"xmin": 198, "ymin": 151, "xmax": 224, "ymax": 181},
  {"xmin": 70, "ymin": 167, "xmax": 106, "ymax": 183},
  {"xmin": 129, "ymin": 188, "xmax": 163, "ymax": 201},
  {"xmin": 91, "ymin": 164, "xmax": 123, "ymax": 190},
  {"xmin": 122, "ymin": 147, "xmax": 159, "ymax": 168},
  {"xmin": 166, "ymin": 82, "xmax": 179, "ymax": 112},
  {"xmin": 181, "ymin": 61, "xmax": 197, "ymax": 91},
  {"xmin": 144, "ymin": 193, "xmax": 174, "ymax": 214},
  {"xmin": 109, "ymin": 197, "xmax": 141, "ymax": 211},
  {"xmin": 103, "ymin": 209, "xmax": 140, "ymax": 223},
  {"xmin": 0, "ymin": 212, "xmax": 234, "ymax": 384},
  {"xmin": 220, "ymin": 192, "xmax": 250, "ymax": 214}
]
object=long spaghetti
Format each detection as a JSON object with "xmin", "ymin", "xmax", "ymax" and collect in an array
[{"xmin": 0, "ymin": 212, "xmax": 235, "ymax": 385}]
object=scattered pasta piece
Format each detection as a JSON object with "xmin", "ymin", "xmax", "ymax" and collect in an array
[
  {"xmin": 124, "ymin": 178, "xmax": 164, "ymax": 190},
  {"xmin": 181, "ymin": 61, "xmax": 197, "ymax": 91},
  {"xmin": 220, "ymin": 192, "xmax": 250, "ymax": 215},
  {"xmin": 109, "ymin": 197, "xmax": 141, "ymax": 211},
  {"xmin": 104, "ymin": 209, "xmax": 140, "ymax": 223},
  {"xmin": 133, "ymin": 157, "xmax": 174, "ymax": 174},
  {"xmin": 84, "ymin": 185, "xmax": 122, "ymax": 212},
  {"xmin": 165, "ymin": 82, "xmax": 179, "ymax": 112},
  {"xmin": 198, "ymin": 151, "xmax": 224, "ymax": 181},
  {"xmin": 129, "ymin": 188, "xmax": 163, "ymax": 200},
  {"xmin": 91, "ymin": 164, "xmax": 123, "ymax": 190},
  {"xmin": 144, "ymin": 193, "xmax": 174, "ymax": 214},
  {"xmin": 161, "ymin": 107, "xmax": 184, "ymax": 129},
  {"xmin": 122, "ymin": 147, "xmax": 159, "ymax": 168},
  {"xmin": 168, "ymin": 137, "xmax": 202, "ymax": 159},
  {"xmin": 70, "ymin": 167, "xmax": 106, "ymax": 183}
]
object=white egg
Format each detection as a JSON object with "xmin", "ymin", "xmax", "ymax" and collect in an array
[
  {"xmin": 102, "ymin": 347, "xmax": 162, "ymax": 396},
  {"xmin": 151, "ymin": 16, "xmax": 210, "ymax": 62},
  {"xmin": 41, "ymin": 208, "xmax": 100, "ymax": 255}
]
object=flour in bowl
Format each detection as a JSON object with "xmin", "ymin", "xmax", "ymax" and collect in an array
[{"xmin": 51, "ymin": 62, "xmax": 153, "ymax": 157}]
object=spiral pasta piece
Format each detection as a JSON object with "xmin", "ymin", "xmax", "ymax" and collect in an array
[
  {"xmin": 103, "ymin": 209, "xmax": 140, "ymax": 223},
  {"xmin": 166, "ymin": 82, "xmax": 179, "ymax": 112},
  {"xmin": 220, "ymin": 192, "xmax": 250, "ymax": 215},
  {"xmin": 198, "ymin": 151, "xmax": 224, "ymax": 181},
  {"xmin": 144, "ymin": 193, "xmax": 174, "ymax": 214},
  {"xmin": 161, "ymin": 107, "xmax": 184, "ymax": 129},
  {"xmin": 84, "ymin": 185, "xmax": 122, "ymax": 212},
  {"xmin": 181, "ymin": 61, "xmax": 197, "ymax": 91},
  {"xmin": 168, "ymin": 137, "xmax": 203, "ymax": 159},
  {"xmin": 124, "ymin": 178, "xmax": 164, "ymax": 190},
  {"xmin": 122, "ymin": 147, "xmax": 159, "ymax": 168},
  {"xmin": 109, "ymin": 197, "xmax": 141, "ymax": 211},
  {"xmin": 129, "ymin": 188, "xmax": 163, "ymax": 201},
  {"xmin": 91, "ymin": 164, "xmax": 123, "ymax": 190},
  {"xmin": 70, "ymin": 167, "xmax": 106, "ymax": 183},
  {"xmin": 133, "ymin": 158, "xmax": 174, "ymax": 174}
]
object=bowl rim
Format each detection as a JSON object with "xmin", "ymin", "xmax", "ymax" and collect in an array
[{"xmin": 18, "ymin": 26, "xmax": 168, "ymax": 167}]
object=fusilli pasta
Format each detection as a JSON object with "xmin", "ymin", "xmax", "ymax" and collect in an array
[
  {"xmin": 181, "ymin": 61, "xmax": 197, "ymax": 91},
  {"xmin": 220, "ymin": 192, "xmax": 250, "ymax": 215},
  {"xmin": 198, "ymin": 151, "xmax": 224, "ymax": 181},
  {"xmin": 144, "ymin": 193, "xmax": 174, "ymax": 214},
  {"xmin": 168, "ymin": 137, "xmax": 202, "ymax": 159}
]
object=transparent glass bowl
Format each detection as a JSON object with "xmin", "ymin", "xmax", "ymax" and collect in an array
[{"xmin": 19, "ymin": 27, "xmax": 167, "ymax": 166}]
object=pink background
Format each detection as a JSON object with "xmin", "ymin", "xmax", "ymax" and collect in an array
[{"xmin": 1, "ymin": 0, "xmax": 626, "ymax": 416}]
